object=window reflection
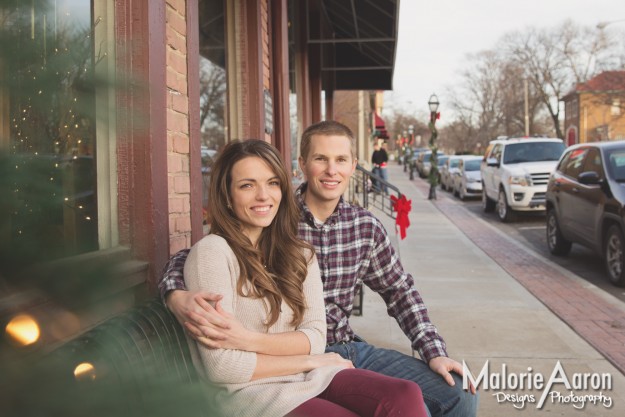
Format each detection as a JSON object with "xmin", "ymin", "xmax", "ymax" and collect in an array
[
  {"xmin": 198, "ymin": 0, "xmax": 226, "ymax": 225},
  {"xmin": 1, "ymin": 0, "xmax": 97, "ymax": 267}
]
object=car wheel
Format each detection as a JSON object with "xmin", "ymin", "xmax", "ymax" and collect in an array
[
  {"xmin": 546, "ymin": 209, "xmax": 571, "ymax": 256},
  {"xmin": 482, "ymin": 186, "xmax": 495, "ymax": 212},
  {"xmin": 497, "ymin": 188, "xmax": 515, "ymax": 222},
  {"xmin": 605, "ymin": 225, "xmax": 625, "ymax": 287}
]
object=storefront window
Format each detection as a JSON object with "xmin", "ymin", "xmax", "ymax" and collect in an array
[
  {"xmin": 198, "ymin": 0, "xmax": 226, "ymax": 217},
  {"xmin": 1, "ymin": 1, "xmax": 111, "ymax": 270}
]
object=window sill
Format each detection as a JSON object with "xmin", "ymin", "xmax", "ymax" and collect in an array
[{"xmin": 0, "ymin": 246, "xmax": 150, "ymax": 340}]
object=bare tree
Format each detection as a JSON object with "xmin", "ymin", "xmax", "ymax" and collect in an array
[
  {"xmin": 435, "ymin": 20, "xmax": 624, "ymax": 153},
  {"xmin": 438, "ymin": 119, "xmax": 478, "ymax": 154},
  {"xmin": 501, "ymin": 20, "xmax": 617, "ymax": 138},
  {"xmin": 448, "ymin": 50, "xmax": 507, "ymax": 147},
  {"xmin": 199, "ymin": 57, "xmax": 226, "ymax": 149},
  {"xmin": 386, "ymin": 111, "xmax": 428, "ymax": 147}
]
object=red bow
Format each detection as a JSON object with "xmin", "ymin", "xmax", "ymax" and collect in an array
[{"xmin": 390, "ymin": 194, "xmax": 411, "ymax": 240}]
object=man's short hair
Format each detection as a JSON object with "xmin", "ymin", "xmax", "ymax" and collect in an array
[{"xmin": 300, "ymin": 120, "xmax": 355, "ymax": 160}]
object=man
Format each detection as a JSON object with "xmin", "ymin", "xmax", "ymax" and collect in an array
[
  {"xmin": 160, "ymin": 121, "xmax": 478, "ymax": 417},
  {"xmin": 371, "ymin": 142, "xmax": 389, "ymax": 192}
]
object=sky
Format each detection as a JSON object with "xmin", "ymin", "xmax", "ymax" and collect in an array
[{"xmin": 385, "ymin": 0, "xmax": 625, "ymax": 122}]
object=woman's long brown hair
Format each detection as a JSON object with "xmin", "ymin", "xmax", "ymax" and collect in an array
[{"xmin": 207, "ymin": 139, "xmax": 313, "ymax": 328}]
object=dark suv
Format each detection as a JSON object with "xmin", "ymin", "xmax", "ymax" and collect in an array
[{"xmin": 545, "ymin": 141, "xmax": 625, "ymax": 287}]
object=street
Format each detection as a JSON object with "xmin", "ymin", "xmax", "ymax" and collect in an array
[
  {"xmin": 435, "ymin": 184, "xmax": 625, "ymax": 304},
  {"xmin": 354, "ymin": 165, "xmax": 625, "ymax": 416}
]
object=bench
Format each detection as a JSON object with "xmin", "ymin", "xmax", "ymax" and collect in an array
[{"xmin": 18, "ymin": 298, "xmax": 220, "ymax": 416}]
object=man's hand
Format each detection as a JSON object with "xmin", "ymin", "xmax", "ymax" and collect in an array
[
  {"xmin": 429, "ymin": 356, "xmax": 476, "ymax": 395},
  {"xmin": 188, "ymin": 301, "xmax": 257, "ymax": 351},
  {"xmin": 166, "ymin": 290, "xmax": 230, "ymax": 347}
]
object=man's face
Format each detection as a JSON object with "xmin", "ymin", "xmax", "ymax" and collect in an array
[{"xmin": 299, "ymin": 134, "xmax": 357, "ymax": 206}]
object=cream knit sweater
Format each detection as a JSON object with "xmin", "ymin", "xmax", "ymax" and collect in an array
[{"xmin": 184, "ymin": 234, "xmax": 343, "ymax": 417}]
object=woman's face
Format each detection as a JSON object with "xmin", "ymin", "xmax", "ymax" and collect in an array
[{"xmin": 229, "ymin": 156, "xmax": 282, "ymax": 245}]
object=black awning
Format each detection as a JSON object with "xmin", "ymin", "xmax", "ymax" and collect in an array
[{"xmin": 310, "ymin": 0, "xmax": 399, "ymax": 91}]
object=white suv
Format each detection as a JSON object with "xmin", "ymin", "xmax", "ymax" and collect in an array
[{"xmin": 481, "ymin": 137, "xmax": 565, "ymax": 222}]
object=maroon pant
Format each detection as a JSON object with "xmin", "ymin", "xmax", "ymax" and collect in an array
[{"xmin": 286, "ymin": 368, "xmax": 427, "ymax": 417}]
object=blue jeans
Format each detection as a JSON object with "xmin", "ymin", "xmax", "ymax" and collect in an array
[
  {"xmin": 372, "ymin": 167, "xmax": 389, "ymax": 193},
  {"xmin": 379, "ymin": 167, "xmax": 389, "ymax": 192},
  {"xmin": 326, "ymin": 342, "xmax": 478, "ymax": 417}
]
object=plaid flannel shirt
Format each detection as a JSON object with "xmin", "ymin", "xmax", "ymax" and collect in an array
[{"xmin": 158, "ymin": 184, "xmax": 447, "ymax": 362}]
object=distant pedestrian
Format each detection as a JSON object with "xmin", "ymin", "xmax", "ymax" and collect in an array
[{"xmin": 371, "ymin": 142, "xmax": 389, "ymax": 192}]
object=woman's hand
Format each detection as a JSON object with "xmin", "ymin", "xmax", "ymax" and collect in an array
[{"xmin": 307, "ymin": 353, "xmax": 354, "ymax": 370}]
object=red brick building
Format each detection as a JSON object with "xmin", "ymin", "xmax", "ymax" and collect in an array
[{"xmin": 0, "ymin": 0, "xmax": 398, "ymax": 342}]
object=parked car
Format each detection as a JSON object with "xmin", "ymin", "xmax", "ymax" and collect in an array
[
  {"xmin": 201, "ymin": 146, "xmax": 217, "ymax": 174},
  {"xmin": 452, "ymin": 156, "xmax": 483, "ymax": 200},
  {"xmin": 433, "ymin": 155, "xmax": 449, "ymax": 184},
  {"xmin": 417, "ymin": 150, "xmax": 445, "ymax": 178},
  {"xmin": 407, "ymin": 147, "xmax": 429, "ymax": 178},
  {"xmin": 201, "ymin": 147, "xmax": 218, "ymax": 209},
  {"xmin": 441, "ymin": 155, "xmax": 471, "ymax": 191},
  {"xmin": 291, "ymin": 159, "xmax": 304, "ymax": 187},
  {"xmin": 546, "ymin": 141, "xmax": 625, "ymax": 287},
  {"xmin": 481, "ymin": 137, "xmax": 565, "ymax": 222}
]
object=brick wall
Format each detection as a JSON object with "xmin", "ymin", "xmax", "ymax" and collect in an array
[
  {"xmin": 334, "ymin": 91, "xmax": 374, "ymax": 166},
  {"xmin": 333, "ymin": 91, "xmax": 360, "ymax": 136},
  {"xmin": 165, "ymin": 1, "xmax": 192, "ymax": 255}
]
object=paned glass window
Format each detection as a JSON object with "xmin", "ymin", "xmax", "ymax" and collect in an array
[{"xmin": 1, "ymin": 0, "xmax": 114, "ymax": 271}]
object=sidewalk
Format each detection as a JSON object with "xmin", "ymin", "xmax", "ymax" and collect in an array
[{"xmin": 350, "ymin": 163, "xmax": 625, "ymax": 416}]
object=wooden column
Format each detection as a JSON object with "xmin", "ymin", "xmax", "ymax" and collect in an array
[
  {"xmin": 115, "ymin": 0, "xmax": 169, "ymax": 289},
  {"xmin": 271, "ymin": 0, "xmax": 291, "ymax": 166},
  {"xmin": 244, "ymin": 0, "xmax": 265, "ymax": 139},
  {"xmin": 295, "ymin": 0, "xmax": 311, "ymax": 132},
  {"xmin": 186, "ymin": 0, "xmax": 203, "ymax": 245},
  {"xmin": 308, "ymin": 3, "xmax": 322, "ymax": 123}
]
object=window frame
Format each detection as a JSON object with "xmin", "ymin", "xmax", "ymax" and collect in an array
[{"xmin": 94, "ymin": 0, "xmax": 119, "ymax": 250}]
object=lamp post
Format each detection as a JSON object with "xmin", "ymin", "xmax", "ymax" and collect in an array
[
  {"xmin": 402, "ymin": 129, "xmax": 408, "ymax": 171},
  {"xmin": 407, "ymin": 124, "xmax": 415, "ymax": 179},
  {"xmin": 427, "ymin": 93, "xmax": 440, "ymax": 200}
]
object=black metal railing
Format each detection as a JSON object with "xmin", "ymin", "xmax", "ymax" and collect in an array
[
  {"xmin": 348, "ymin": 164, "xmax": 402, "ymax": 219},
  {"xmin": 347, "ymin": 164, "xmax": 403, "ymax": 317}
]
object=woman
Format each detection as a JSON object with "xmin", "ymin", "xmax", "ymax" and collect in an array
[{"xmin": 185, "ymin": 139, "xmax": 427, "ymax": 417}]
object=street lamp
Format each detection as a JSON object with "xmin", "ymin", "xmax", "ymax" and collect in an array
[
  {"xmin": 402, "ymin": 129, "xmax": 408, "ymax": 171},
  {"xmin": 427, "ymin": 93, "xmax": 440, "ymax": 200}
]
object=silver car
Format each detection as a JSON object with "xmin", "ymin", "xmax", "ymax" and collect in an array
[
  {"xmin": 441, "ymin": 155, "xmax": 470, "ymax": 191},
  {"xmin": 453, "ymin": 156, "xmax": 483, "ymax": 200}
]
